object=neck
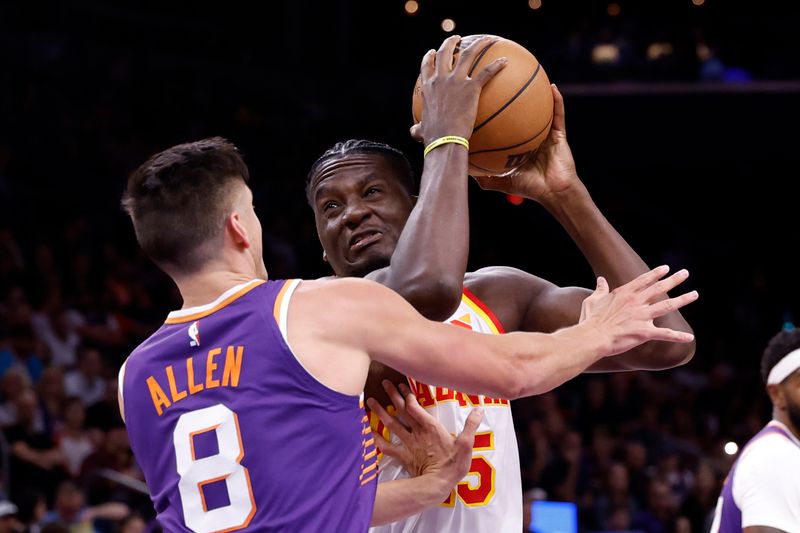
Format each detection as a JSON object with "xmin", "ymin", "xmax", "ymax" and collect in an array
[
  {"xmin": 773, "ymin": 408, "xmax": 800, "ymax": 440},
  {"xmin": 174, "ymin": 269, "xmax": 262, "ymax": 309}
]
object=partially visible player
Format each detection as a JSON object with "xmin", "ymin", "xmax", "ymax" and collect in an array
[
  {"xmin": 119, "ymin": 137, "xmax": 695, "ymax": 532},
  {"xmin": 711, "ymin": 327, "xmax": 800, "ymax": 533}
]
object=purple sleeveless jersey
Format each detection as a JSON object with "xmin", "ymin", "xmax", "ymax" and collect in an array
[
  {"xmin": 120, "ymin": 280, "xmax": 378, "ymax": 533},
  {"xmin": 714, "ymin": 423, "xmax": 795, "ymax": 532}
]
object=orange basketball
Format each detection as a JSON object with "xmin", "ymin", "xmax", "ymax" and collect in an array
[{"xmin": 412, "ymin": 35, "xmax": 553, "ymax": 177}]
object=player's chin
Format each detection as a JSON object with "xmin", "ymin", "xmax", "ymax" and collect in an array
[{"xmin": 346, "ymin": 249, "xmax": 391, "ymax": 278}]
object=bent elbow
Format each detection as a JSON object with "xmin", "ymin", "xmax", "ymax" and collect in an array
[
  {"xmin": 666, "ymin": 339, "xmax": 696, "ymax": 368},
  {"xmin": 640, "ymin": 339, "xmax": 697, "ymax": 370}
]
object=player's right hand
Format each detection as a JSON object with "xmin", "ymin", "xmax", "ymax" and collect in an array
[
  {"xmin": 367, "ymin": 380, "xmax": 481, "ymax": 489},
  {"xmin": 415, "ymin": 35, "xmax": 507, "ymax": 145},
  {"xmin": 579, "ymin": 266, "xmax": 698, "ymax": 357}
]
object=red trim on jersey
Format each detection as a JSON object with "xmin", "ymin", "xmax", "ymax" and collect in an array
[{"xmin": 462, "ymin": 287, "xmax": 506, "ymax": 333}]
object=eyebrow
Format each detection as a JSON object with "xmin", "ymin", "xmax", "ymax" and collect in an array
[{"xmin": 313, "ymin": 174, "xmax": 382, "ymax": 203}]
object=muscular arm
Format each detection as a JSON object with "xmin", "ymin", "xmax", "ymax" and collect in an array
[
  {"xmin": 365, "ymin": 36, "xmax": 505, "ymax": 320},
  {"xmin": 473, "ymin": 85, "xmax": 694, "ymax": 371},
  {"xmin": 537, "ymin": 184, "xmax": 695, "ymax": 369},
  {"xmin": 470, "ymin": 266, "xmax": 692, "ymax": 371},
  {"xmin": 287, "ymin": 270, "xmax": 695, "ymax": 399},
  {"xmin": 365, "ymin": 142, "xmax": 468, "ymax": 320}
]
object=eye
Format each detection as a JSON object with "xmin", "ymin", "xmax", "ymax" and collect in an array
[
  {"xmin": 365, "ymin": 187, "xmax": 381, "ymax": 196},
  {"xmin": 323, "ymin": 201, "xmax": 340, "ymax": 212}
]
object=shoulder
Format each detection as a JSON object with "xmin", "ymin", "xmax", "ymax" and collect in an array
[
  {"xmin": 734, "ymin": 432, "xmax": 800, "ymax": 500},
  {"xmin": 736, "ymin": 433, "xmax": 800, "ymax": 481},
  {"xmin": 465, "ymin": 266, "xmax": 554, "ymax": 296},
  {"xmin": 291, "ymin": 278, "xmax": 409, "ymax": 322},
  {"xmin": 295, "ymin": 277, "xmax": 392, "ymax": 298},
  {"xmin": 463, "ymin": 267, "xmax": 555, "ymax": 332},
  {"xmin": 733, "ymin": 432, "xmax": 800, "ymax": 528}
]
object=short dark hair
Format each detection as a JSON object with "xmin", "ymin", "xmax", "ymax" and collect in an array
[
  {"xmin": 761, "ymin": 327, "xmax": 800, "ymax": 383},
  {"xmin": 305, "ymin": 139, "xmax": 415, "ymax": 205},
  {"xmin": 122, "ymin": 137, "xmax": 249, "ymax": 274}
]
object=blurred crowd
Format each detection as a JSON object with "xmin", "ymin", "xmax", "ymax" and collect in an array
[
  {"xmin": 0, "ymin": 226, "xmax": 169, "ymax": 533},
  {"xmin": 0, "ymin": 220, "xmax": 773, "ymax": 533},
  {"xmin": 515, "ymin": 362, "xmax": 768, "ymax": 533}
]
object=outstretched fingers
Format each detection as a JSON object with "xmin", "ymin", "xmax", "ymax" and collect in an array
[
  {"xmin": 372, "ymin": 429, "xmax": 404, "ymax": 461},
  {"xmin": 645, "ymin": 325, "xmax": 696, "ymax": 343},
  {"xmin": 455, "ymin": 407, "xmax": 483, "ymax": 449},
  {"xmin": 625, "ymin": 265, "xmax": 670, "ymax": 293},
  {"xmin": 397, "ymin": 382, "xmax": 434, "ymax": 431},
  {"xmin": 647, "ymin": 291, "xmax": 699, "ymax": 319},
  {"xmin": 642, "ymin": 269, "xmax": 690, "ymax": 303}
]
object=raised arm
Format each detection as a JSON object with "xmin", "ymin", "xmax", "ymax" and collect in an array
[
  {"xmin": 286, "ymin": 265, "xmax": 696, "ymax": 400},
  {"xmin": 473, "ymin": 85, "xmax": 695, "ymax": 370},
  {"xmin": 365, "ymin": 35, "xmax": 506, "ymax": 321}
]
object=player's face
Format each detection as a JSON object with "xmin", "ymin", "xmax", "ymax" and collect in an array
[{"xmin": 310, "ymin": 154, "xmax": 414, "ymax": 278}]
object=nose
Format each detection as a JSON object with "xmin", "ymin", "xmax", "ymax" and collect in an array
[{"xmin": 342, "ymin": 198, "xmax": 371, "ymax": 228}]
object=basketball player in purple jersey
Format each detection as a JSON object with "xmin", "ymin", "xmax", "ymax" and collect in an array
[
  {"xmin": 711, "ymin": 328, "xmax": 800, "ymax": 532},
  {"xmin": 119, "ymin": 136, "xmax": 695, "ymax": 533}
]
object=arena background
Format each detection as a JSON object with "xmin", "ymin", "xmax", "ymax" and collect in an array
[{"xmin": 1, "ymin": 1, "xmax": 799, "ymax": 532}]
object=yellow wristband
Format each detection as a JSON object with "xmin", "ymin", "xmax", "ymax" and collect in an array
[{"xmin": 423, "ymin": 136, "xmax": 470, "ymax": 157}]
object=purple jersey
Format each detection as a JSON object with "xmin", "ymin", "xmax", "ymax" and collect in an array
[
  {"xmin": 712, "ymin": 422, "xmax": 798, "ymax": 532},
  {"xmin": 120, "ymin": 279, "xmax": 377, "ymax": 532}
]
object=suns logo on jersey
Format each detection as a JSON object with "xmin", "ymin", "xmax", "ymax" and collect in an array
[{"xmin": 188, "ymin": 321, "xmax": 200, "ymax": 347}]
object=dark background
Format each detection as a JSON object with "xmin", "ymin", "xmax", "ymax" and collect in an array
[
  {"xmin": 2, "ymin": 0, "xmax": 799, "ymax": 365},
  {"xmin": 1, "ymin": 1, "xmax": 800, "ymax": 530}
]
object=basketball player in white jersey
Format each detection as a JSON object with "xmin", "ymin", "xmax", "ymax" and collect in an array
[
  {"xmin": 710, "ymin": 327, "xmax": 800, "ymax": 532},
  {"xmin": 305, "ymin": 35, "xmax": 696, "ymax": 532}
]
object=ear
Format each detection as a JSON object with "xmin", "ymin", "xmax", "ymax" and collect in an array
[
  {"xmin": 228, "ymin": 213, "xmax": 251, "ymax": 248},
  {"xmin": 322, "ymin": 250, "xmax": 328, "ymax": 263},
  {"xmin": 767, "ymin": 383, "xmax": 787, "ymax": 410}
]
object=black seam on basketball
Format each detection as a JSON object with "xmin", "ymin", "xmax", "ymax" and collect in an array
[
  {"xmin": 473, "ymin": 63, "xmax": 542, "ymax": 133},
  {"xmin": 468, "ymin": 41, "xmax": 497, "ymax": 77},
  {"xmin": 469, "ymin": 112, "xmax": 553, "ymax": 155},
  {"xmin": 468, "ymin": 161, "xmax": 497, "ymax": 174}
]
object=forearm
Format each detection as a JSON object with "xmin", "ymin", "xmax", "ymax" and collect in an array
[
  {"xmin": 543, "ymin": 183, "xmax": 650, "ymax": 287},
  {"xmin": 371, "ymin": 475, "xmax": 452, "ymax": 526},
  {"xmin": 386, "ymin": 322, "xmax": 603, "ymax": 400},
  {"xmin": 544, "ymin": 184, "xmax": 694, "ymax": 366},
  {"xmin": 371, "ymin": 145, "xmax": 469, "ymax": 319}
]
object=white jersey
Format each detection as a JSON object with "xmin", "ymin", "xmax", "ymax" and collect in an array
[
  {"xmin": 710, "ymin": 420, "xmax": 800, "ymax": 532},
  {"xmin": 370, "ymin": 289, "xmax": 522, "ymax": 533}
]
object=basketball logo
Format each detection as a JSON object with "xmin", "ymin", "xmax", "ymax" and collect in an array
[{"xmin": 188, "ymin": 320, "xmax": 200, "ymax": 347}]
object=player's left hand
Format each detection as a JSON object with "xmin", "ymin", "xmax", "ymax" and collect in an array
[
  {"xmin": 473, "ymin": 84, "xmax": 581, "ymax": 205},
  {"xmin": 367, "ymin": 380, "xmax": 482, "ymax": 485}
]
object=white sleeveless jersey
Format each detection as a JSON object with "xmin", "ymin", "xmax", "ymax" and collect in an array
[{"xmin": 370, "ymin": 289, "xmax": 522, "ymax": 533}]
